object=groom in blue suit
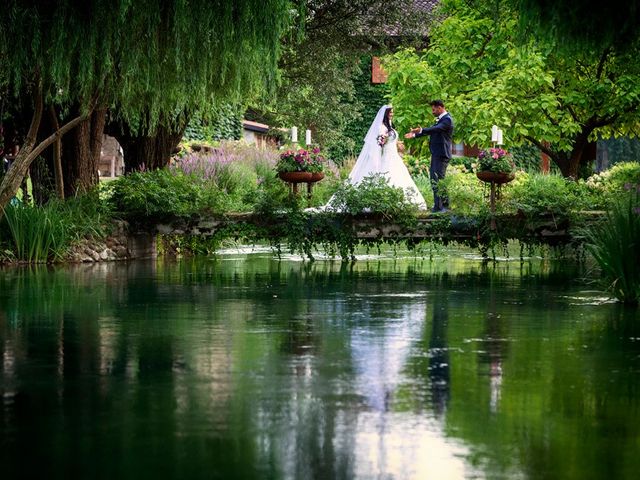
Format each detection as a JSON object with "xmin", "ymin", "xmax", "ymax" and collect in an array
[{"xmin": 405, "ymin": 100, "xmax": 454, "ymax": 213}]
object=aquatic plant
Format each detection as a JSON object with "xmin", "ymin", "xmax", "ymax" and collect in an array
[{"xmin": 585, "ymin": 185, "xmax": 640, "ymax": 305}]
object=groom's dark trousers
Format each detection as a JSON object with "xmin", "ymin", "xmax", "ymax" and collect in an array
[
  {"xmin": 415, "ymin": 113, "xmax": 454, "ymax": 211},
  {"xmin": 429, "ymin": 156, "xmax": 449, "ymax": 210}
]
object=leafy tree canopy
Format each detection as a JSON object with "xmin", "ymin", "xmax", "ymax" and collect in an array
[
  {"xmin": 385, "ymin": 0, "xmax": 640, "ymax": 178},
  {"xmin": 511, "ymin": 0, "xmax": 640, "ymax": 50},
  {"xmin": 249, "ymin": 0, "xmax": 431, "ymax": 150},
  {"xmin": 0, "ymin": 0, "xmax": 290, "ymax": 131}
]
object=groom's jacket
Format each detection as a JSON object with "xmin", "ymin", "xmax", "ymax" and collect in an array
[{"xmin": 415, "ymin": 113, "xmax": 454, "ymax": 159}]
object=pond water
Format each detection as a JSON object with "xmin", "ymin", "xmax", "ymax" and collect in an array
[{"xmin": 1, "ymin": 248, "xmax": 639, "ymax": 479}]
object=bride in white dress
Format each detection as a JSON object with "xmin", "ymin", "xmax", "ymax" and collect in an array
[{"xmin": 330, "ymin": 105, "xmax": 427, "ymax": 210}]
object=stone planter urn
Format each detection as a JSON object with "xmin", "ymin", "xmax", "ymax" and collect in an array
[
  {"xmin": 278, "ymin": 171, "xmax": 324, "ymax": 199},
  {"xmin": 476, "ymin": 171, "xmax": 515, "ymax": 185},
  {"xmin": 476, "ymin": 170, "xmax": 515, "ymax": 230},
  {"xmin": 278, "ymin": 171, "xmax": 313, "ymax": 183}
]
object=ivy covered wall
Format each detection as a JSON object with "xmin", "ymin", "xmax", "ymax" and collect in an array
[
  {"xmin": 184, "ymin": 104, "xmax": 243, "ymax": 142},
  {"xmin": 327, "ymin": 56, "xmax": 389, "ymax": 164}
]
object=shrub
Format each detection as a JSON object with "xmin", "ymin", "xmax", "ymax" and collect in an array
[
  {"xmin": 586, "ymin": 161, "xmax": 640, "ymax": 197},
  {"xmin": 503, "ymin": 172, "xmax": 597, "ymax": 216},
  {"xmin": 403, "ymin": 154, "xmax": 430, "ymax": 177},
  {"xmin": 107, "ymin": 169, "xmax": 202, "ymax": 221},
  {"xmin": 585, "ymin": 186, "xmax": 640, "ymax": 304},
  {"xmin": 438, "ymin": 167, "xmax": 485, "ymax": 216},
  {"xmin": 327, "ymin": 174, "xmax": 418, "ymax": 219}
]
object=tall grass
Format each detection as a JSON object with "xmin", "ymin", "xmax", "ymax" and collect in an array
[
  {"xmin": 585, "ymin": 187, "xmax": 640, "ymax": 305},
  {"xmin": 1, "ymin": 191, "xmax": 110, "ymax": 263},
  {"xmin": 2, "ymin": 204, "xmax": 68, "ymax": 262}
]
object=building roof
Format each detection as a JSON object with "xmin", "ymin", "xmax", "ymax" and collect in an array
[{"xmin": 242, "ymin": 120, "xmax": 269, "ymax": 133}]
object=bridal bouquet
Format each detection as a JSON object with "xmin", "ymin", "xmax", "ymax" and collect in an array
[
  {"xmin": 477, "ymin": 147, "xmax": 515, "ymax": 173},
  {"xmin": 376, "ymin": 133, "xmax": 388, "ymax": 147},
  {"xmin": 276, "ymin": 147, "xmax": 325, "ymax": 173}
]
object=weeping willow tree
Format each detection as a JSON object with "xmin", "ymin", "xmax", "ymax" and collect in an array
[
  {"xmin": 0, "ymin": 0, "xmax": 289, "ymax": 209},
  {"xmin": 511, "ymin": 0, "xmax": 640, "ymax": 49}
]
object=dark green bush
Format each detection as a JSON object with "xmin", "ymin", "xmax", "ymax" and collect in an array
[
  {"xmin": 328, "ymin": 174, "xmax": 418, "ymax": 220},
  {"xmin": 504, "ymin": 173, "xmax": 600, "ymax": 216},
  {"xmin": 107, "ymin": 169, "xmax": 202, "ymax": 222}
]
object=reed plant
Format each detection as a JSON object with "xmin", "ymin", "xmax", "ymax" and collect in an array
[
  {"xmin": 1, "ymin": 191, "xmax": 111, "ymax": 263},
  {"xmin": 2, "ymin": 203, "xmax": 68, "ymax": 262},
  {"xmin": 585, "ymin": 185, "xmax": 640, "ymax": 305}
]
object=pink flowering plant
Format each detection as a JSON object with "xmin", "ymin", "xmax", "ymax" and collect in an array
[
  {"xmin": 276, "ymin": 147, "xmax": 326, "ymax": 174},
  {"xmin": 477, "ymin": 147, "xmax": 515, "ymax": 173}
]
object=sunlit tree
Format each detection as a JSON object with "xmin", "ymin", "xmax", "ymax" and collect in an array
[{"xmin": 386, "ymin": 0, "xmax": 640, "ymax": 178}]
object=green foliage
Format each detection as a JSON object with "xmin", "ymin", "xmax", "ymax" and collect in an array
[
  {"xmin": 403, "ymin": 154, "xmax": 431, "ymax": 177},
  {"xmin": 385, "ymin": 0, "xmax": 640, "ymax": 177},
  {"xmin": 2, "ymin": 204, "xmax": 67, "ymax": 263},
  {"xmin": 328, "ymin": 174, "xmax": 419, "ymax": 219},
  {"xmin": 0, "ymin": 191, "xmax": 110, "ymax": 263},
  {"xmin": 107, "ymin": 142, "xmax": 282, "ymax": 221},
  {"xmin": 158, "ymin": 234, "xmax": 224, "ymax": 257},
  {"xmin": 107, "ymin": 169, "xmax": 203, "ymax": 222},
  {"xmin": 0, "ymin": 1, "xmax": 290, "ymax": 131},
  {"xmin": 183, "ymin": 104, "xmax": 243, "ymax": 142},
  {"xmin": 252, "ymin": 174, "xmax": 420, "ymax": 260},
  {"xmin": 586, "ymin": 162, "xmax": 640, "ymax": 197},
  {"xmin": 511, "ymin": 143, "xmax": 542, "ymax": 172},
  {"xmin": 512, "ymin": 0, "xmax": 640, "ymax": 50},
  {"xmin": 585, "ymin": 188, "xmax": 640, "ymax": 304},
  {"xmin": 438, "ymin": 167, "xmax": 486, "ymax": 216},
  {"xmin": 503, "ymin": 173, "xmax": 599, "ymax": 216},
  {"xmin": 450, "ymin": 156, "xmax": 476, "ymax": 171},
  {"xmin": 252, "ymin": 0, "xmax": 427, "ymax": 162}
]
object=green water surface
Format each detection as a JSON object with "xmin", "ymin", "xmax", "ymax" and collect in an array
[{"xmin": 0, "ymin": 250, "xmax": 638, "ymax": 479}]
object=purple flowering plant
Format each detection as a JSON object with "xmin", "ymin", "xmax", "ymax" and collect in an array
[
  {"xmin": 477, "ymin": 147, "xmax": 515, "ymax": 173},
  {"xmin": 276, "ymin": 146, "xmax": 325, "ymax": 174}
]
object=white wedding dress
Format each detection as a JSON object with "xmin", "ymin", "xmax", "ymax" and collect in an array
[{"xmin": 327, "ymin": 105, "xmax": 427, "ymax": 211}]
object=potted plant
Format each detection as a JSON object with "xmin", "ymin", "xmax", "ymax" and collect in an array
[
  {"xmin": 476, "ymin": 147, "xmax": 516, "ymax": 184},
  {"xmin": 276, "ymin": 147, "xmax": 326, "ymax": 183}
]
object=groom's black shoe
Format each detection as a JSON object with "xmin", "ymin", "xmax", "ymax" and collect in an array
[{"xmin": 430, "ymin": 207, "xmax": 449, "ymax": 214}]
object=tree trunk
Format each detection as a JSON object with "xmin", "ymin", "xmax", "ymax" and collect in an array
[
  {"xmin": 62, "ymin": 108, "xmax": 106, "ymax": 197},
  {"xmin": 51, "ymin": 106, "xmax": 64, "ymax": 199},
  {"xmin": 0, "ymin": 86, "xmax": 92, "ymax": 214},
  {"xmin": 563, "ymin": 132, "xmax": 592, "ymax": 179},
  {"xmin": 0, "ymin": 84, "xmax": 44, "ymax": 210},
  {"xmin": 112, "ymin": 122, "xmax": 187, "ymax": 173}
]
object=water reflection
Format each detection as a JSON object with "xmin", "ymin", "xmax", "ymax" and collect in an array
[
  {"xmin": 0, "ymin": 255, "xmax": 638, "ymax": 479},
  {"xmin": 428, "ymin": 293, "xmax": 450, "ymax": 417}
]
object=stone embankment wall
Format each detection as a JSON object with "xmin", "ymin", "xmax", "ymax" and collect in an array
[{"xmin": 67, "ymin": 220, "xmax": 156, "ymax": 263}]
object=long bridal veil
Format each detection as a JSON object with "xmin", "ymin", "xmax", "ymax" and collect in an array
[
  {"xmin": 346, "ymin": 105, "xmax": 389, "ymax": 185},
  {"xmin": 320, "ymin": 106, "xmax": 389, "ymax": 211}
]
